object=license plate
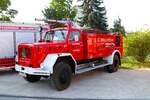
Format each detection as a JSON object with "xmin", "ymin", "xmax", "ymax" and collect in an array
[{"xmin": 19, "ymin": 72, "xmax": 26, "ymax": 77}]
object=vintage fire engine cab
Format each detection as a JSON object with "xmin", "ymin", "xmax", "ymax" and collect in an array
[{"xmin": 15, "ymin": 20, "xmax": 123, "ymax": 91}]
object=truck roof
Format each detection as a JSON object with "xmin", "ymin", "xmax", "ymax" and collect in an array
[{"xmin": 0, "ymin": 22, "xmax": 48, "ymax": 32}]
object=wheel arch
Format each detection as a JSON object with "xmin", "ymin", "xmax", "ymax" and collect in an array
[
  {"xmin": 103, "ymin": 50, "xmax": 121, "ymax": 65},
  {"xmin": 40, "ymin": 53, "xmax": 77, "ymax": 75},
  {"xmin": 55, "ymin": 56, "xmax": 76, "ymax": 74}
]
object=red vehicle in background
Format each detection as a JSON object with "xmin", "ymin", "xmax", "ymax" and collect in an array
[
  {"xmin": 0, "ymin": 22, "xmax": 47, "ymax": 69},
  {"xmin": 15, "ymin": 19, "xmax": 123, "ymax": 91}
]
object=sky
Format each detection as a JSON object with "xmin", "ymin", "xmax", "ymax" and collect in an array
[{"xmin": 10, "ymin": 0, "xmax": 150, "ymax": 32}]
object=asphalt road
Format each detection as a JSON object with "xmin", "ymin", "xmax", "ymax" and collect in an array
[{"xmin": 0, "ymin": 68, "xmax": 150, "ymax": 99}]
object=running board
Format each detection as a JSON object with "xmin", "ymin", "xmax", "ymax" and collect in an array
[{"xmin": 76, "ymin": 61, "xmax": 110, "ymax": 74}]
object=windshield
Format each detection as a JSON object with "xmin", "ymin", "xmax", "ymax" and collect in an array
[{"xmin": 44, "ymin": 30, "xmax": 67, "ymax": 41}]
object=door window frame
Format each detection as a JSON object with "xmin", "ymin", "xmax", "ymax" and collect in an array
[{"xmin": 69, "ymin": 31, "xmax": 81, "ymax": 42}]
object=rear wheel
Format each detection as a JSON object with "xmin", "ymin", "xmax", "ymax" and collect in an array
[
  {"xmin": 105, "ymin": 55, "xmax": 120, "ymax": 73},
  {"xmin": 24, "ymin": 74, "xmax": 41, "ymax": 82},
  {"xmin": 51, "ymin": 62, "xmax": 72, "ymax": 91}
]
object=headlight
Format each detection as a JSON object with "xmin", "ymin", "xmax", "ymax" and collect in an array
[{"xmin": 21, "ymin": 48, "xmax": 31, "ymax": 58}]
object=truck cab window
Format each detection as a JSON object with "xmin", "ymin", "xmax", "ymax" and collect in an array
[
  {"xmin": 45, "ymin": 30, "xmax": 67, "ymax": 41},
  {"xmin": 69, "ymin": 31, "xmax": 80, "ymax": 41}
]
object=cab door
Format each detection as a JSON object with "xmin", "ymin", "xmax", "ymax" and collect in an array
[{"xmin": 68, "ymin": 30, "xmax": 83, "ymax": 61}]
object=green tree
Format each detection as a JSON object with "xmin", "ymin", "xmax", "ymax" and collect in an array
[
  {"xmin": 112, "ymin": 17, "xmax": 126, "ymax": 36},
  {"xmin": 42, "ymin": 0, "xmax": 76, "ymax": 20},
  {"xmin": 0, "ymin": 0, "xmax": 10, "ymax": 11},
  {"xmin": 0, "ymin": 0, "xmax": 18, "ymax": 21},
  {"xmin": 78, "ymin": 0, "xmax": 108, "ymax": 31},
  {"xmin": 124, "ymin": 31, "xmax": 150, "ymax": 62}
]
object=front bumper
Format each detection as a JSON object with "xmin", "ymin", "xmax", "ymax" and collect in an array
[{"xmin": 15, "ymin": 64, "xmax": 50, "ymax": 76}]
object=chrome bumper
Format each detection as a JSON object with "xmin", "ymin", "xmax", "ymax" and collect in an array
[{"xmin": 15, "ymin": 64, "xmax": 50, "ymax": 76}]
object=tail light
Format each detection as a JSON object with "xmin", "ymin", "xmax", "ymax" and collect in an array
[{"xmin": 20, "ymin": 48, "xmax": 31, "ymax": 58}]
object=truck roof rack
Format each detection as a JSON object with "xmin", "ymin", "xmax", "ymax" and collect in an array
[{"xmin": 35, "ymin": 18, "xmax": 74, "ymax": 28}]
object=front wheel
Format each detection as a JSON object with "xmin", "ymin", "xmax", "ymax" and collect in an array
[
  {"xmin": 105, "ymin": 55, "xmax": 120, "ymax": 73},
  {"xmin": 24, "ymin": 74, "xmax": 41, "ymax": 83},
  {"xmin": 51, "ymin": 62, "xmax": 72, "ymax": 91}
]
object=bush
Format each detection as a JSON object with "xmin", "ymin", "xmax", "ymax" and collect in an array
[{"xmin": 124, "ymin": 31, "xmax": 150, "ymax": 62}]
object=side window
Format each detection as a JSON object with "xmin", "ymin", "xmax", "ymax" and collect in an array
[
  {"xmin": 69, "ymin": 31, "xmax": 80, "ymax": 41},
  {"xmin": 45, "ymin": 32, "xmax": 52, "ymax": 41}
]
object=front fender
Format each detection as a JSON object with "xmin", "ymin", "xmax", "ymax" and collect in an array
[{"xmin": 40, "ymin": 53, "xmax": 76, "ymax": 74}]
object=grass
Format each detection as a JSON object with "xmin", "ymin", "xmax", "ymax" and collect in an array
[
  {"xmin": 121, "ymin": 57, "xmax": 150, "ymax": 69},
  {"xmin": 121, "ymin": 62, "xmax": 150, "ymax": 69}
]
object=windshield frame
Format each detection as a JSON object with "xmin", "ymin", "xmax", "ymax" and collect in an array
[{"xmin": 44, "ymin": 29, "xmax": 68, "ymax": 42}]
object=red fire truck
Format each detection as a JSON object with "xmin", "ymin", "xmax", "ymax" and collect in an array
[{"xmin": 15, "ymin": 20, "xmax": 123, "ymax": 91}]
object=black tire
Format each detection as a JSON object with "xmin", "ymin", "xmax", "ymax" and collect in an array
[
  {"xmin": 105, "ymin": 55, "xmax": 120, "ymax": 73},
  {"xmin": 51, "ymin": 62, "xmax": 72, "ymax": 91},
  {"xmin": 24, "ymin": 74, "xmax": 41, "ymax": 83}
]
